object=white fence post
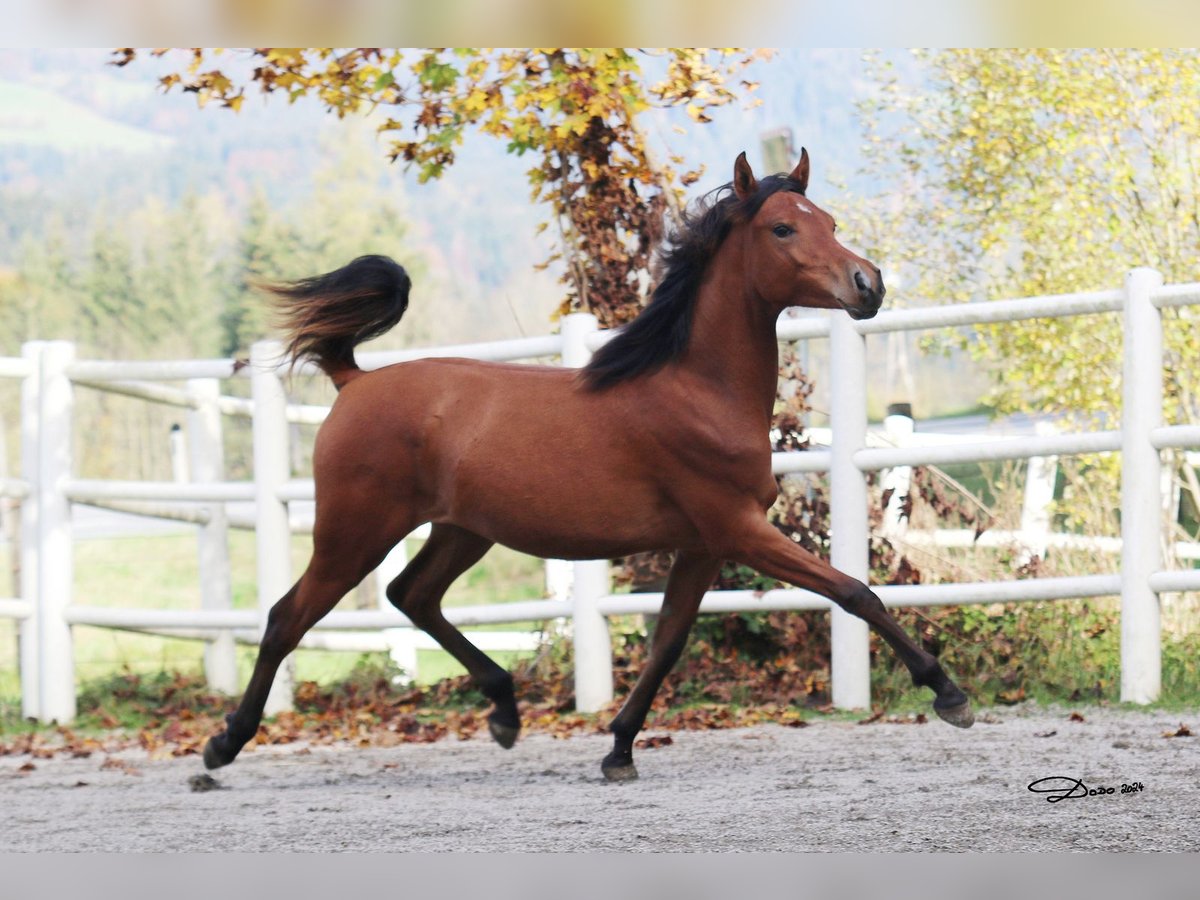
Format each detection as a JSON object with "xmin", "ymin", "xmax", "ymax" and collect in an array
[
  {"xmin": 18, "ymin": 341, "xmax": 43, "ymax": 720},
  {"xmin": 881, "ymin": 402, "xmax": 914, "ymax": 538},
  {"xmin": 1120, "ymin": 267, "xmax": 1164, "ymax": 703},
  {"xmin": 829, "ymin": 315, "xmax": 871, "ymax": 710},
  {"xmin": 1019, "ymin": 420, "xmax": 1059, "ymax": 565},
  {"xmin": 376, "ymin": 540, "xmax": 417, "ymax": 683},
  {"xmin": 250, "ymin": 341, "xmax": 294, "ymax": 714},
  {"xmin": 168, "ymin": 424, "xmax": 187, "ymax": 483},
  {"xmin": 561, "ymin": 312, "xmax": 613, "ymax": 713},
  {"xmin": 544, "ymin": 558, "xmax": 572, "ymax": 603},
  {"xmin": 186, "ymin": 378, "xmax": 238, "ymax": 694},
  {"xmin": 36, "ymin": 341, "xmax": 76, "ymax": 723}
]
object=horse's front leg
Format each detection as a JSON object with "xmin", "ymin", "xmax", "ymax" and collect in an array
[
  {"xmin": 602, "ymin": 551, "xmax": 723, "ymax": 782},
  {"xmin": 725, "ymin": 514, "xmax": 973, "ymax": 727}
]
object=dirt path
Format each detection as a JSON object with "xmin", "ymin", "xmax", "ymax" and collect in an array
[{"xmin": 1, "ymin": 705, "xmax": 1196, "ymax": 852}]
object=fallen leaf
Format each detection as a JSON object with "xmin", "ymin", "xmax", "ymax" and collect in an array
[
  {"xmin": 995, "ymin": 687, "xmax": 1026, "ymax": 705},
  {"xmin": 1163, "ymin": 724, "xmax": 1192, "ymax": 738},
  {"xmin": 635, "ymin": 735, "xmax": 673, "ymax": 750},
  {"xmin": 1034, "ymin": 730, "xmax": 1057, "ymax": 738},
  {"xmin": 1068, "ymin": 712, "xmax": 1085, "ymax": 722},
  {"xmin": 100, "ymin": 757, "xmax": 142, "ymax": 776},
  {"xmin": 857, "ymin": 709, "xmax": 885, "ymax": 725}
]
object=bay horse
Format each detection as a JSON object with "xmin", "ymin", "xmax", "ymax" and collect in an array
[{"xmin": 203, "ymin": 150, "xmax": 973, "ymax": 781}]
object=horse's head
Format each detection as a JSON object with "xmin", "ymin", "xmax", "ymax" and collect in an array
[{"xmin": 733, "ymin": 149, "xmax": 884, "ymax": 320}]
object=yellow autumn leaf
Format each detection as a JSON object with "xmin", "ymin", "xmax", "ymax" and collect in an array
[{"xmin": 463, "ymin": 88, "xmax": 490, "ymax": 113}]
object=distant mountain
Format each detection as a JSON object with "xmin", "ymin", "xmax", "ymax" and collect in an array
[{"xmin": 0, "ymin": 80, "xmax": 172, "ymax": 154}]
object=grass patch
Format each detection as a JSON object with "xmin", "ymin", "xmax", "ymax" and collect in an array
[{"xmin": 0, "ymin": 529, "xmax": 548, "ymax": 714}]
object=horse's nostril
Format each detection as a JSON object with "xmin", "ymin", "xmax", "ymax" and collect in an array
[{"xmin": 854, "ymin": 271, "xmax": 869, "ymax": 293}]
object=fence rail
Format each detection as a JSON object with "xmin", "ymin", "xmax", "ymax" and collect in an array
[{"xmin": 0, "ymin": 268, "xmax": 1197, "ymax": 722}]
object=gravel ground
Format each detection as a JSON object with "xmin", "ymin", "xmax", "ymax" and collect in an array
[{"xmin": 1, "ymin": 706, "xmax": 1197, "ymax": 852}]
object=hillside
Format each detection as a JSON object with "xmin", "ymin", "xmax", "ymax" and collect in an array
[{"xmin": 0, "ymin": 80, "xmax": 172, "ymax": 154}]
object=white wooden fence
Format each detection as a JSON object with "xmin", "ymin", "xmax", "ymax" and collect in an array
[{"xmin": 1, "ymin": 267, "xmax": 1198, "ymax": 723}]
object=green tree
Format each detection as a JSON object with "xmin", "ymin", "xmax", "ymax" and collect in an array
[
  {"xmin": 1, "ymin": 219, "xmax": 79, "ymax": 352},
  {"xmin": 83, "ymin": 227, "xmax": 142, "ymax": 357},
  {"xmin": 861, "ymin": 49, "xmax": 1200, "ymax": 535},
  {"xmin": 221, "ymin": 190, "xmax": 302, "ymax": 357},
  {"xmin": 863, "ymin": 49, "xmax": 1200, "ymax": 426},
  {"xmin": 133, "ymin": 194, "xmax": 227, "ymax": 359}
]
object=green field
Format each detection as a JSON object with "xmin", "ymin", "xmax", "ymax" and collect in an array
[{"xmin": 0, "ymin": 528, "xmax": 549, "ymax": 704}]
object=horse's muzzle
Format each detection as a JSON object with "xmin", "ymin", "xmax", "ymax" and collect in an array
[{"xmin": 851, "ymin": 269, "xmax": 885, "ymax": 319}]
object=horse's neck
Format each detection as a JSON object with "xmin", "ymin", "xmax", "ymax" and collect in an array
[{"xmin": 682, "ymin": 256, "xmax": 781, "ymax": 425}]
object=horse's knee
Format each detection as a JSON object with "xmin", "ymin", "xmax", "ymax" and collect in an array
[
  {"xmin": 836, "ymin": 583, "xmax": 884, "ymax": 618},
  {"xmin": 259, "ymin": 605, "xmax": 298, "ymax": 658}
]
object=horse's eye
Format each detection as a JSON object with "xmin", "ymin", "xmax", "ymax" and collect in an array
[{"xmin": 772, "ymin": 224, "xmax": 793, "ymax": 238}]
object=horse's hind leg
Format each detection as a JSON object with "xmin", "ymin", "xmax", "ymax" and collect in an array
[
  {"xmin": 203, "ymin": 570, "xmax": 347, "ymax": 769},
  {"xmin": 602, "ymin": 551, "xmax": 723, "ymax": 782},
  {"xmin": 204, "ymin": 521, "xmax": 407, "ymax": 770},
  {"xmin": 385, "ymin": 524, "xmax": 522, "ymax": 748}
]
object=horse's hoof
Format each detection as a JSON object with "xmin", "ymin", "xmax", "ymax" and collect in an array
[
  {"xmin": 203, "ymin": 734, "xmax": 235, "ymax": 770},
  {"xmin": 934, "ymin": 699, "xmax": 975, "ymax": 729},
  {"xmin": 601, "ymin": 761, "xmax": 639, "ymax": 782},
  {"xmin": 487, "ymin": 717, "xmax": 519, "ymax": 750}
]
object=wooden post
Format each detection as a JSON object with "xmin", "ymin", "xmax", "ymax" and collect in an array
[
  {"xmin": 36, "ymin": 341, "xmax": 76, "ymax": 723},
  {"xmin": 829, "ymin": 315, "xmax": 870, "ymax": 710},
  {"xmin": 1120, "ymin": 268, "xmax": 1164, "ymax": 703},
  {"xmin": 18, "ymin": 342, "xmax": 42, "ymax": 721},
  {"xmin": 187, "ymin": 378, "xmax": 238, "ymax": 694},
  {"xmin": 250, "ymin": 341, "xmax": 294, "ymax": 715},
  {"xmin": 561, "ymin": 313, "xmax": 613, "ymax": 712}
]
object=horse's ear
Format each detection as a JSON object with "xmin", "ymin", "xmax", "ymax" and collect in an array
[
  {"xmin": 789, "ymin": 147, "xmax": 810, "ymax": 194},
  {"xmin": 733, "ymin": 151, "xmax": 757, "ymax": 200}
]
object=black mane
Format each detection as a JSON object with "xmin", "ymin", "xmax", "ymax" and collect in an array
[{"xmin": 581, "ymin": 173, "xmax": 806, "ymax": 390}]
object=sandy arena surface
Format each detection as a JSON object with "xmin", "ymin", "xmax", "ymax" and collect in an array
[{"xmin": 1, "ymin": 706, "xmax": 1197, "ymax": 852}]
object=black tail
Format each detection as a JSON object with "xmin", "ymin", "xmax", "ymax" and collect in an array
[{"xmin": 266, "ymin": 255, "xmax": 411, "ymax": 387}]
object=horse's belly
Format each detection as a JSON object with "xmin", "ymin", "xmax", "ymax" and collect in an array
[{"xmin": 442, "ymin": 470, "xmax": 697, "ymax": 560}]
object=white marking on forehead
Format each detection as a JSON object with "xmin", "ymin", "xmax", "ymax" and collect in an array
[{"xmin": 793, "ymin": 200, "xmax": 814, "ymax": 215}]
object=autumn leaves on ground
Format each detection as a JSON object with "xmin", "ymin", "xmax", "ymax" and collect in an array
[
  {"xmin": 4, "ymin": 606, "xmax": 1198, "ymax": 764},
  {"xmin": 0, "ymin": 612, "xmax": 929, "ymax": 762}
]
